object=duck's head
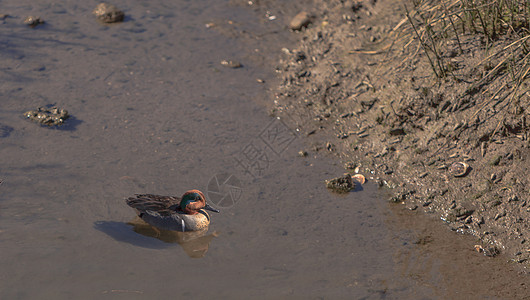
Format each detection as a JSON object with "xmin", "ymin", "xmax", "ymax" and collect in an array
[{"xmin": 179, "ymin": 190, "xmax": 220, "ymax": 215}]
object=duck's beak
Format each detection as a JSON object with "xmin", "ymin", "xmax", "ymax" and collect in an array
[{"xmin": 204, "ymin": 204, "xmax": 220, "ymax": 213}]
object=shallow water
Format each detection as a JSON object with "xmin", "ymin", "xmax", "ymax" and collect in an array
[{"xmin": 0, "ymin": 0, "xmax": 528, "ymax": 299}]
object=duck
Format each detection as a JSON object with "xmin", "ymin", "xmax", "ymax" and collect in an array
[{"xmin": 126, "ymin": 189, "xmax": 219, "ymax": 232}]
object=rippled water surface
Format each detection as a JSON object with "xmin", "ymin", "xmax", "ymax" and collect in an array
[{"xmin": 1, "ymin": 1, "xmax": 528, "ymax": 299}]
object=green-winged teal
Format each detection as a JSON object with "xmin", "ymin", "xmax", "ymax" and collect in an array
[{"xmin": 126, "ymin": 190, "xmax": 219, "ymax": 232}]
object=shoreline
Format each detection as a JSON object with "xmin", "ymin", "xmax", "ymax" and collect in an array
[{"xmin": 271, "ymin": 0, "xmax": 530, "ymax": 266}]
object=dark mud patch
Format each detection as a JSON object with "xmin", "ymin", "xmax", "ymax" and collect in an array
[{"xmin": 272, "ymin": 0, "xmax": 530, "ymax": 267}]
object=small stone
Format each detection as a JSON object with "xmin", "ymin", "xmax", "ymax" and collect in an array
[
  {"xmin": 298, "ymin": 150, "xmax": 308, "ymax": 157},
  {"xmin": 220, "ymin": 60, "xmax": 242, "ymax": 68},
  {"xmin": 389, "ymin": 127, "xmax": 406, "ymax": 136},
  {"xmin": 93, "ymin": 3, "xmax": 124, "ymax": 23},
  {"xmin": 24, "ymin": 16, "xmax": 44, "ymax": 27},
  {"xmin": 407, "ymin": 204, "xmax": 418, "ymax": 211},
  {"xmin": 483, "ymin": 246, "xmax": 500, "ymax": 257},
  {"xmin": 352, "ymin": 1, "xmax": 363, "ymax": 12},
  {"xmin": 448, "ymin": 162, "xmax": 469, "ymax": 177},
  {"xmin": 289, "ymin": 11, "xmax": 312, "ymax": 31}
]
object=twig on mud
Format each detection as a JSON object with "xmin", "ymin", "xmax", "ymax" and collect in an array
[
  {"xmin": 349, "ymin": 47, "xmax": 390, "ymax": 55},
  {"xmin": 392, "ymin": 17, "xmax": 408, "ymax": 32}
]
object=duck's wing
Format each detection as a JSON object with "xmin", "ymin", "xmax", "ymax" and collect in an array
[
  {"xmin": 126, "ymin": 194, "xmax": 180, "ymax": 216},
  {"xmin": 139, "ymin": 210, "xmax": 187, "ymax": 231}
]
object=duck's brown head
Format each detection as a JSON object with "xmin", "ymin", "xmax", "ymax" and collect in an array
[{"xmin": 179, "ymin": 190, "xmax": 220, "ymax": 215}]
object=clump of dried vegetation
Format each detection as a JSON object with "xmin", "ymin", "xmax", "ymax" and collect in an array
[{"xmin": 400, "ymin": 0, "xmax": 529, "ymax": 117}]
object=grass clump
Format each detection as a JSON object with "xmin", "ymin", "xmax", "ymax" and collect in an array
[{"xmin": 391, "ymin": 0, "xmax": 529, "ymax": 142}]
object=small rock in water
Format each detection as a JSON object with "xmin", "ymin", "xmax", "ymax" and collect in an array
[
  {"xmin": 93, "ymin": 3, "xmax": 124, "ymax": 23},
  {"xmin": 24, "ymin": 107, "xmax": 69, "ymax": 126},
  {"xmin": 24, "ymin": 16, "xmax": 44, "ymax": 27},
  {"xmin": 325, "ymin": 174, "xmax": 356, "ymax": 193},
  {"xmin": 289, "ymin": 11, "xmax": 312, "ymax": 31},
  {"xmin": 220, "ymin": 60, "xmax": 242, "ymax": 68}
]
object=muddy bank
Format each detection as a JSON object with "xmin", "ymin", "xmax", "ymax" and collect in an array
[
  {"xmin": 1, "ymin": 0, "xmax": 530, "ymax": 298},
  {"xmin": 272, "ymin": 0, "xmax": 530, "ymax": 266}
]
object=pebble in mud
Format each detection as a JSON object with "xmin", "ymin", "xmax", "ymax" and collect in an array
[
  {"xmin": 474, "ymin": 245, "xmax": 500, "ymax": 257},
  {"xmin": 289, "ymin": 11, "xmax": 312, "ymax": 31},
  {"xmin": 24, "ymin": 107, "xmax": 69, "ymax": 126},
  {"xmin": 448, "ymin": 162, "xmax": 469, "ymax": 177},
  {"xmin": 93, "ymin": 3, "xmax": 124, "ymax": 23},
  {"xmin": 220, "ymin": 60, "xmax": 242, "ymax": 68},
  {"xmin": 24, "ymin": 16, "xmax": 44, "ymax": 27}
]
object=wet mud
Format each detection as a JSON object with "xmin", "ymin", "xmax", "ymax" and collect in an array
[
  {"xmin": 272, "ymin": 0, "xmax": 530, "ymax": 269},
  {"xmin": 0, "ymin": 0, "xmax": 528, "ymax": 299}
]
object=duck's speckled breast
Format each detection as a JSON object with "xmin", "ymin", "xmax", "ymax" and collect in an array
[{"xmin": 181, "ymin": 210, "xmax": 210, "ymax": 231}]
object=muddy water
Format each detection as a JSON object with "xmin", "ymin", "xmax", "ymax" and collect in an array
[{"xmin": 0, "ymin": 0, "xmax": 527, "ymax": 299}]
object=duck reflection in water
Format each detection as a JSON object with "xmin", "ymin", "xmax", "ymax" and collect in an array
[
  {"xmin": 127, "ymin": 217, "xmax": 219, "ymax": 258},
  {"xmin": 125, "ymin": 190, "xmax": 220, "ymax": 258}
]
